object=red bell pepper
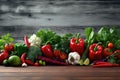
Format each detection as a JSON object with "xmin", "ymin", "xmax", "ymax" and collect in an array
[
  {"xmin": 70, "ymin": 33, "xmax": 85, "ymax": 56},
  {"xmin": 41, "ymin": 44, "xmax": 54, "ymax": 58},
  {"xmin": 89, "ymin": 43, "xmax": 103, "ymax": 61}
]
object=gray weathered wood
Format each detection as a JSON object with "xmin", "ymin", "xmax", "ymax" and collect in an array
[{"xmin": 0, "ymin": 0, "xmax": 120, "ymax": 40}]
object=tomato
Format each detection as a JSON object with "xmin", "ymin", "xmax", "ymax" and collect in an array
[
  {"xmin": 60, "ymin": 53, "xmax": 67, "ymax": 60},
  {"xmin": 53, "ymin": 50, "xmax": 61, "ymax": 58},
  {"xmin": 107, "ymin": 42, "xmax": 114, "ymax": 49},
  {"xmin": 103, "ymin": 48, "xmax": 113, "ymax": 57},
  {"xmin": 34, "ymin": 62, "xmax": 39, "ymax": 66},
  {"xmin": 4, "ymin": 43, "xmax": 14, "ymax": 52},
  {"xmin": 53, "ymin": 50, "xmax": 67, "ymax": 60}
]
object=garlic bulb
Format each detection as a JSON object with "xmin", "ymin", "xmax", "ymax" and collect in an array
[{"xmin": 68, "ymin": 52, "xmax": 80, "ymax": 65}]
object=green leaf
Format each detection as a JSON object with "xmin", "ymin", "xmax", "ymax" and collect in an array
[
  {"xmin": 107, "ymin": 55, "xmax": 117, "ymax": 64},
  {"xmin": 0, "ymin": 33, "xmax": 14, "ymax": 50},
  {"xmin": 115, "ymin": 40, "xmax": 120, "ymax": 49},
  {"xmin": 11, "ymin": 43, "xmax": 28, "ymax": 57},
  {"xmin": 36, "ymin": 29, "xmax": 59, "ymax": 45},
  {"xmin": 84, "ymin": 27, "xmax": 95, "ymax": 45},
  {"xmin": 85, "ymin": 27, "xmax": 92, "ymax": 40},
  {"xmin": 97, "ymin": 27, "xmax": 110, "ymax": 42}
]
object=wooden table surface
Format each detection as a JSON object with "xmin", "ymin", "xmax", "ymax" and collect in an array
[{"xmin": 0, "ymin": 66, "xmax": 120, "ymax": 80}]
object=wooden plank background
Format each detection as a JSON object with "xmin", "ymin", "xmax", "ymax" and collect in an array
[
  {"xmin": 0, "ymin": 0, "xmax": 120, "ymax": 41},
  {"xmin": 0, "ymin": 66, "xmax": 120, "ymax": 80}
]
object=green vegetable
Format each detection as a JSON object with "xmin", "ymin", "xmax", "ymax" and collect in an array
[
  {"xmin": 0, "ymin": 33, "xmax": 14, "ymax": 50},
  {"xmin": 81, "ymin": 27, "xmax": 96, "ymax": 61},
  {"xmin": 42, "ymin": 61, "xmax": 46, "ymax": 66},
  {"xmin": 96, "ymin": 26, "xmax": 120, "ymax": 49},
  {"xmin": 57, "ymin": 33, "xmax": 74, "ymax": 54},
  {"xmin": 3, "ymin": 59, "xmax": 9, "ymax": 66},
  {"xmin": 83, "ymin": 58, "xmax": 90, "ymax": 66},
  {"xmin": 36, "ymin": 29, "xmax": 61, "ymax": 45},
  {"xmin": 26, "ymin": 46, "xmax": 42, "ymax": 62},
  {"xmin": 79, "ymin": 59, "xmax": 84, "ymax": 66},
  {"xmin": 96, "ymin": 27, "xmax": 111, "ymax": 48},
  {"xmin": 11, "ymin": 43, "xmax": 28, "ymax": 57},
  {"xmin": 8, "ymin": 55, "xmax": 21, "ymax": 66},
  {"xmin": 107, "ymin": 55, "xmax": 117, "ymax": 64},
  {"xmin": 36, "ymin": 29, "xmax": 75, "ymax": 54}
]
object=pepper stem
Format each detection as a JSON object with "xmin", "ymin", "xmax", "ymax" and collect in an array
[
  {"xmin": 94, "ymin": 42, "xmax": 102, "ymax": 51},
  {"xmin": 75, "ymin": 33, "xmax": 80, "ymax": 44}
]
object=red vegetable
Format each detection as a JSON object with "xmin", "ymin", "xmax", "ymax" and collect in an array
[
  {"xmin": 41, "ymin": 44, "xmax": 54, "ymax": 58},
  {"xmin": 107, "ymin": 42, "xmax": 114, "ymax": 49},
  {"xmin": 53, "ymin": 50, "xmax": 67, "ymax": 60},
  {"xmin": 70, "ymin": 34, "xmax": 85, "ymax": 56},
  {"xmin": 89, "ymin": 43, "xmax": 103, "ymax": 61},
  {"xmin": 0, "ymin": 50, "xmax": 9, "ymax": 64},
  {"xmin": 34, "ymin": 61, "xmax": 39, "ymax": 66},
  {"xmin": 21, "ymin": 53, "xmax": 26, "ymax": 63},
  {"xmin": 53, "ymin": 50, "xmax": 61, "ymax": 58},
  {"xmin": 24, "ymin": 35, "xmax": 30, "ymax": 48},
  {"xmin": 113, "ymin": 50, "xmax": 120, "ymax": 59},
  {"xmin": 94, "ymin": 61, "xmax": 111, "ymax": 65},
  {"xmin": 103, "ymin": 48, "xmax": 113, "ymax": 57},
  {"xmin": 25, "ymin": 59, "xmax": 34, "ymax": 66},
  {"xmin": 4, "ymin": 43, "xmax": 14, "ymax": 52},
  {"xmin": 60, "ymin": 52, "xmax": 67, "ymax": 60},
  {"xmin": 37, "ymin": 56, "xmax": 69, "ymax": 66},
  {"xmin": 93, "ymin": 63, "xmax": 119, "ymax": 68}
]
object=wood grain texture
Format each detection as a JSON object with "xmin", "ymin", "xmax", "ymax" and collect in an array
[
  {"xmin": 0, "ymin": 0, "xmax": 120, "ymax": 40},
  {"xmin": 0, "ymin": 66, "xmax": 120, "ymax": 80},
  {"xmin": 1, "ymin": 0, "xmax": 120, "ymax": 26}
]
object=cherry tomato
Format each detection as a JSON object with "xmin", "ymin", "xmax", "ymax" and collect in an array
[
  {"xmin": 103, "ymin": 48, "xmax": 113, "ymax": 57},
  {"xmin": 107, "ymin": 42, "xmax": 114, "ymax": 49},
  {"xmin": 34, "ymin": 62, "xmax": 39, "ymax": 66},
  {"xmin": 60, "ymin": 53, "xmax": 67, "ymax": 60},
  {"xmin": 4, "ymin": 43, "xmax": 14, "ymax": 52}
]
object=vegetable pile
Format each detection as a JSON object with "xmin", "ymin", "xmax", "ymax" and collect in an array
[{"xmin": 0, "ymin": 26, "xmax": 120, "ymax": 68}]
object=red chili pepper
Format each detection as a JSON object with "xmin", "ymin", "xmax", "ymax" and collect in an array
[
  {"xmin": 93, "ymin": 63, "xmax": 119, "ymax": 68},
  {"xmin": 95, "ymin": 61, "xmax": 111, "ymax": 65},
  {"xmin": 103, "ymin": 48, "xmax": 113, "ymax": 57},
  {"xmin": 24, "ymin": 35, "xmax": 30, "ymax": 48},
  {"xmin": 70, "ymin": 33, "xmax": 84, "ymax": 56},
  {"xmin": 21, "ymin": 53, "xmax": 27, "ymax": 63},
  {"xmin": 89, "ymin": 43, "xmax": 103, "ymax": 61},
  {"xmin": 25, "ymin": 59, "xmax": 34, "ymax": 66},
  {"xmin": 41, "ymin": 44, "xmax": 54, "ymax": 58},
  {"xmin": 0, "ymin": 50, "xmax": 9, "ymax": 64}
]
